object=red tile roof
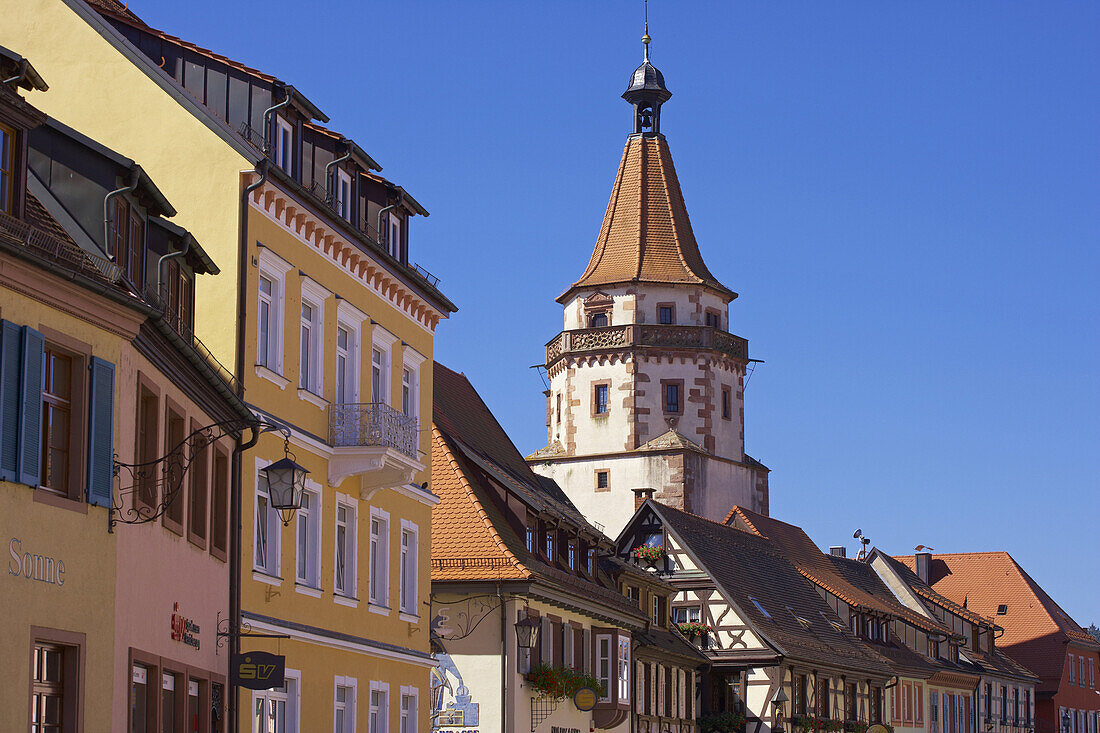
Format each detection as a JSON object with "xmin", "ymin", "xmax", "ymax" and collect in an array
[
  {"xmin": 894, "ymin": 552, "xmax": 1098, "ymax": 691},
  {"xmin": 560, "ymin": 135, "xmax": 734, "ymax": 302}
]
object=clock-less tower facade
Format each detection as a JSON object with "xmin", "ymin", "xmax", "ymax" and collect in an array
[{"xmin": 527, "ymin": 36, "xmax": 770, "ymax": 538}]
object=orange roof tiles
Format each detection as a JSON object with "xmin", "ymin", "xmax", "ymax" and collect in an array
[
  {"xmin": 561, "ymin": 135, "xmax": 734, "ymax": 302},
  {"xmin": 895, "ymin": 552, "xmax": 1098, "ymax": 691}
]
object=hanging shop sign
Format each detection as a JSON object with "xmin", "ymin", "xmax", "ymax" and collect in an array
[
  {"xmin": 572, "ymin": 687, "xmax": 597, "ymax": 712},
  {"xmin": 170, "ymin": 602, "xmax": 200, "ymax": 649},
  {"xmin": 232, "ymin": 651, "xmax": 285, "ymax": 690}
]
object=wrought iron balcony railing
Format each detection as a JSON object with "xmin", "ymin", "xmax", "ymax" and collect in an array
[
  {"xmin": 544, "ymin": 323, "xmax": 749, "ymax": 365},
  {"xmin": 329, "ymin": 402, "xmax": 418, "ymax": 459}
]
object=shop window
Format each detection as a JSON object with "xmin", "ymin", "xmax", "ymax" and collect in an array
[
  {"xmin": 162, "ymin": 672, "xmax": 179, "ymax": 732},
  {"xmin": 132, "ymin": 663, "xmax": 153, "ymax": 733}
]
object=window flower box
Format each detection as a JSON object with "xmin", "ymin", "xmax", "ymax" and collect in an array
[{"xmin": 632, "ymin": 544, "xmax": 665, "ymax": 566}]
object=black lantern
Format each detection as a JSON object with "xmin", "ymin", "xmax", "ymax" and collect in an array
[
  {"xmin": 259, "ymin": 436, "xmax": 308, "ymax": 526},
  {"xmin": 515, "ymin": 616, "xmax": 540, "ymax": 650}
]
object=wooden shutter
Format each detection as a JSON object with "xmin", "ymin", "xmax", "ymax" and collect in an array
[
  {"xmin": 582, "ymin": 628, "xmax": 592, "ymax": 674},
  {"xmin": 0, "ymin": 320, "xmax": 22, "ymax": 480},
  {"xmin": 86, "ymin": 357, "xmax": 115, "ymax": 507},
  {"xmin": 17, "ymin": 326, "xmax": 44, "ymax": 486},
  {"xmin": 916, "ymin": 683, "xmax": 925, "ymax": 725}
]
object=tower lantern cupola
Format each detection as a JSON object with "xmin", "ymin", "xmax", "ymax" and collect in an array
[{"xmin": 623, "ymin": 26, "xmax": 671, "ymax": 135}]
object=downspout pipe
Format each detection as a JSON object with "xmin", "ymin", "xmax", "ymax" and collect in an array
[
  {"xmin": 261, "ymin": 94, "xmax": 292, "ymax": 156},
  {"xmin": 103, "ymin": 167, "xmax": 140, "ymax": 261},
  {"xmin": 500, "ymin": 584, "xmax": 509, "ymax": 733},
  {"xmin": 229, "ymin": 158, "xmax": 269, "ymax": 733},
  {"xmin": 154, "ymin": 234, "xmax": 191, "ymax": 300},
  {"xmin": 377, "ymin": 203, "xmax": 396, "ymax": 251},
  {"xmin": 323, "ymin": 145, "xmax": 352, "ymax": 204}
]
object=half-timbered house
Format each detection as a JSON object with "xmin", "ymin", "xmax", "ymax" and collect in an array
[{"xmin": 617, "ymin": 500, "xmax": 893, "ymax": 731}]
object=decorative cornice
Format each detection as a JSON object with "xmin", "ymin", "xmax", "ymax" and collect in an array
[{"xmin": 248, "ymin": 175, "xmax": 443, "ymax": 334}]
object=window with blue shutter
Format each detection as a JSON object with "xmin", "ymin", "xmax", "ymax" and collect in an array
[
  {"xmin": 0, "ymin": 319, "xmax": 21, "ymax": 481},
  {"xmin": 86, "ymin": 357, "xmax": 115, "ymax": 508},
  {"xmin": 17, "ymin": 325, "xmax": 45, "ymax": 487}
]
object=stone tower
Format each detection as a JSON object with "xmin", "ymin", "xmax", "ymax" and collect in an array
[{"xmin": 527, "ymin": 31, "xmax": 769, "ymax": 539}]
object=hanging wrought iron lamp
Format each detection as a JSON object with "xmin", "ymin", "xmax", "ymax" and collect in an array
[{"xmin": 260, "ymin": 435, "xmax": 309, "ymax": 525}]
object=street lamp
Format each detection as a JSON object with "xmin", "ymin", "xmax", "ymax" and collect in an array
[
  {"xmin": 259, "ymin": 436, "xmax": 308, "ymax": 525},
  {"xmin": 773, "ymin": 688, "xmax": 789, "ymax": 733},
  {"xmin": 515, "ymin": 615, "xmax": 540, "ymax": 650}
]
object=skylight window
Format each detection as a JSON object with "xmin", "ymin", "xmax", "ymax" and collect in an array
[
  {"xmin": 787, "ymin": 607, "xmax": 811, "ymax": 630},
  {"xmin": 997, "ymin": 604, "xmax": 1008, "ymax": 615},
  {"xmin": 749, "ymin": 596, "xmax": 772, "ymax": 621}
]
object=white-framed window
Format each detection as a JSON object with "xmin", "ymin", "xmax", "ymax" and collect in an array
[
  {"xmin": 274, "ymin": 116, "xmax": 293, "ymax": 174},
  {"xmin": 567, "ymin": 541, "xmax": 576, "ymax": 571},
  {"xmin": 369, "ymin": 508, "xmax": 390, "ymax": 607},
  {"xmin": 617, "ymin": 635, "xmax": 631, "ymax": 702},
  {"xmin": 335, "ymin": 168, "xmax": 352, "ymax": 222},
  {"xmin": 335, "ymin": 324, "xmax": 357, "ymax": 405},
  {"xmin": 369, "ymin": 682, "xmax": 389, "ymax": 733},
  {"xmin": 299, "ymin": 301, "xmax": 314, "ymax": 390},
  {"xmin": 295, "ymin": 484, "xmax": 321, "ymax": 588},
  {"xmin": 335, "ymin": 498, "xmax": 357, "ymax": 598},
  {"xmin": 256, "ymin": 250, "xmax": 292, "ymax": 374},
  {"xmin": 596, "ymin": 634, "xmax": 612, "ymax": 701},
  {"xmin": 371, "ymin": 328, "xmax": 397, "ymax": 405},
  {"xmin": 399, "ymin": 686, "xmax": 418, "ymax": 733},
  {"xmin": 298, "ymin": 278, "xmax": 329, "ymax": 395},
  {"xmin": 401, "ymin": 349, "xmax": 424, "ymax": 421},
  {"xmin": 334, "ymin": 676, "xmax": 357, "ymax": 733},
  {"xmin": 402, "ymin": 368, "xmax": 413, "ymax": 417},
  {"xmin": 255, "ymin": 466, "xmax": 280, "ymax": 577},
  {"xmin": 387, "ymin": 214, "xmax": 402, "ymax": 260},
  {"xmin": 399, "ymin": 521, "xmax": 419, "ymax": 616},
  {"xmin": 672, "ymin": 605, "xmax": 702, "ymax": 624},
  {"xmin": 252, "ymin": 670, "xmax": 300, "ymax": 733}
]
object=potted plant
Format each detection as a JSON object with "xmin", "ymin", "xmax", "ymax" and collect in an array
[
  {"xmin": 845, "ymin": 722, "xmax": 869, "ymax": 733},
  {"xmin": 524, "ymin": 664, "xmax": 605, "ymax": 701},
  {"xmin": 632, "ymin": 544, "xmax": 665, "ymax": 567},
  {"xmin": 676, "ymin": 621, "xmax": 712, "ymax": 638},
  {"xmin": 824, "ymin": 720, "xmax": 845, "ymax": 732}
]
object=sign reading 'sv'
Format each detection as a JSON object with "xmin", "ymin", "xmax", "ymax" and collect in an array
[{"xmin": 232, "ymin": 651, "xmax": 286, "ymax": 690}]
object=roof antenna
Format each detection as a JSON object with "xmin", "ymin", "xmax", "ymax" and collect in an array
[{"xmin": 642, "ymin": 0, "xmax": 651, "ymax": 62}]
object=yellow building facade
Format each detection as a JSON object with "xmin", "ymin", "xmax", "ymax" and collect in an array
[{"xmin": 3, "ymin": 1, "xmax": 456, "ymax": 731}]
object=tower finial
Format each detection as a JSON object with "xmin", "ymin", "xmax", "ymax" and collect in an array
[{"xmin": 642, "ymin": 0, "xmax": 651, "ymax": 61}]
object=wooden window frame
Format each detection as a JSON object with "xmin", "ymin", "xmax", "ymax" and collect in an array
[
  {"xmin": 210, "ymin": 444, "xmax": 229, "ymax": 561},
  {"xmin": 661, "ymin": 379, "xmax": 684, "ymax": 415},
  {"xmin": 28, "ymin": 627, "xmax": 85, "ymax": 733},
  {"xmin": 0, "ymin": 121, "xmax": 18, "ymax": 215},
  {"xmin": 161, "ymin": 397, "xmax": 187, "ymax": 535},
  {"xmin": 591, "ymin": 380, "xmax": 611, "ymax": 417},
  {"xmin": 657, "ymin": 303, "xmax": 676, "ymax": 325},
  {"xmin": 36, "ymin": 328, "xmax": 90, "ymax": 505},
  {"xmin": 187, "ymin": 417, "xmax": 209, "ymax": 550},
  {"xmin": 135, "ymin": 372, "xmax": 161, "ymax": 515},
  {"xmin": 704, "ymin": 307, "xmax": 723, "ymax": 329}
]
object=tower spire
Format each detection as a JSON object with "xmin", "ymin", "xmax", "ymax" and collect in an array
[
  {"xmin": 623, "ymin": 0, "xmax": 670, "ymax": 136},
  {"xmin": 642, "ymin": 0, "xmax": 651, "ymax": 61}
]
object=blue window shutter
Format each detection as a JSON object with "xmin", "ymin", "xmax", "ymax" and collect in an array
[
  {"xmin": 0, "ymin": 320, "xmax": 22, "ymax": 481},
  {"xmin": 17, "ymin": 326, "xmax": 45, "ymax": 487},
  {"xmin": 87, "ymin": 357, "xmax": 115, "ymax": 508}
]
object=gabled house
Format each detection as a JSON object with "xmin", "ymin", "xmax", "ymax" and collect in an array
[
  {"xmin": 869, "ymin": 551, "xmax": 1039, "ymax": 733},
  {"xmin": 894, "ymin": 552, "xmax": 1100, "ymax": 733},
  {"xmin": 617, "ymin": 500, "xmax": 893, "ymax": 732},
  {"xmin": 430, "ymin": 363, "xmax": 704, "ymax": 733},
  {"xmin": 728, "ymin": 506, "xmax": 984, "ymax": 733}
]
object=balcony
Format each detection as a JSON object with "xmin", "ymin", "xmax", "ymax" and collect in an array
[
  {"xmin": 328, "ymin": 402, "xmax": 423, "ymax": 493},
  {"xmin": 544, "ymin": 323, "xmax": 748, "ymax": 367}
]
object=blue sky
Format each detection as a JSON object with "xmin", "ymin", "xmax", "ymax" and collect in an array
[{"xmin": 129, "ymin": 1, "xmax": 1099, "ymax": 623}]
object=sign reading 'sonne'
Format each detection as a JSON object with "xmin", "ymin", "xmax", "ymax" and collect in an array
[
  {"xmin": 8, "ymin": 537, "xmax": 66, "ymax": 586},
  {"xmin": 232, "ymin": 651, "xmax": 285, "ymax": 690}
]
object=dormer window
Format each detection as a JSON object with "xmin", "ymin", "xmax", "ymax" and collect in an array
[
  {"xmin": 1, "ymin": 122, "xmax": 15, "ymax": 214},
  {"xmin": 273, "ymin": 116, "xmax": 293, "ymax": 174},
  {"xmin": 111, "ymin": 197, "xmax": 145, "ymax": 288},
  {"xmin": 334, "ymin": 168, "xmax": 352, "ymax": 221},
  {"xmin": 387, "ymin": 214, "xmax": 402, "ymax": 260},
  {"xmin": 567, "ymin": 540, "xmax": 577, "ymax": 570},
  {"xmin": 544, "ymin": 529, "xmax": 554, "ymax": 560}
]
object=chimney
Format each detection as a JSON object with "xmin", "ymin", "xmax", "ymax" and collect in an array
[
  {"xmin": 915, "ymin": 552, "xmax": 932, "ymax": 584},
  {"xmin": 829, "ymin": 546, "xmax": 847, "ymax": 558},
  {"xmin": 633, "ymin": 487, "xmax": 656, "ymax": 510}
]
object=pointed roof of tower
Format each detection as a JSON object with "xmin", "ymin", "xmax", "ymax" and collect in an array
[{"xmin": 559, "ymin": 135, "xmax": 735, "ymax": 303}]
